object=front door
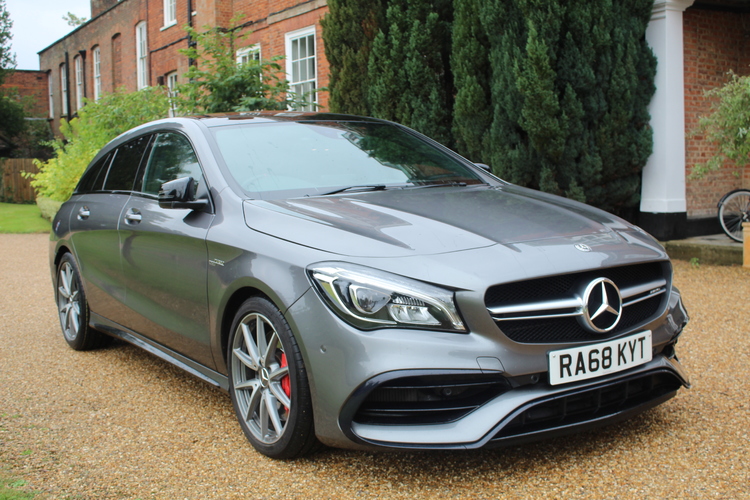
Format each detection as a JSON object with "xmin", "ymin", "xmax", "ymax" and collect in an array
[{"xmin": 118, "ymin": 132, "xmax": 215, "ymax": 368}]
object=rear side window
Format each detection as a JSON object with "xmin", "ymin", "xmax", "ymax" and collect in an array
[
  {"xmin": 75, "ymin": 152, "xmax": 112, "ymax": 194},
  {"xmin": 104, "ymin": 135, "xmax": 152, "ymax": 192},
  {"xmin": 139, "ymin": 132, "xmax": 204, "ymax": 195}
]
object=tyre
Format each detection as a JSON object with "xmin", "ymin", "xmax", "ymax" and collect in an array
[
  {"xmin": 718, "ymin": 189, "xmax": 750, "ymax": 242},
  {"xmin": 56, "ymin": 253, "xmax": 110, "ymax": 351},
  {"xmin": 228, "ymin": 297, "xmax": 318, "ymax": 459}
]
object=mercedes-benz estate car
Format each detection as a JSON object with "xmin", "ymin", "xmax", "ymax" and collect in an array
[{"xmin": 50, "ymin": 112, "xmax": 690, "ymax": 458}]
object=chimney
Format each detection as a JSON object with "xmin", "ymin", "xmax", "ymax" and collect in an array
[{"xmin": 91, "ymin": 0, "xmax": 119, "ymax": 18}]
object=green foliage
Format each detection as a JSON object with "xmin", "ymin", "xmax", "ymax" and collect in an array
[
  {"xmin": 456, "ymin": 0, "xmax": 656, "ymax": 212},
  {"xmin": 451, "ymin": 0, "xmax": 491, "ymax": 161},
  {"xmin": 177, "ymin": 18, "xmax": 310, "ymax": 114},
  {"xmin": 35, "ymin": 196, "xmax": 63, "ymax": 222},
  {"xmin": 367, "ymin": 0, "xmax": 453, "ymax": 145},
  {"xmin": 63, "ymin": 11, "xmax": 87, "ymax": 27},
  {"xmin": 691, "ymin": 71, "xmax": 750, "ymax": 179},
  {"xmin": 0, "ymin": 0, "xmax": 25, "ymax": 143},
  {"xmin": 28, "ymin": 87, "xmax": 170, "ymax": 201},
  {"xmin": 0, "ymin": 0, "xmax": 15, "ymax": 81},
  {"xmin": 0, "ymin": 91, "xmax": 25, "ymax": 140},
  {"xmin": 321, "ymin": 0, "xmax": 386, "ymax": 115}
]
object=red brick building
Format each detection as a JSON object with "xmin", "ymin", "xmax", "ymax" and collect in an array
[
  {"xmin": 39, "ymin": 0, "xmax": 330, "ymax": 134},
  {"xmin": 0, "ymin": 70, "xmax": 49, "ymax": 118},
  {"xmin": 683, "ymin": 1, "xmax": 750, "ymax": 223}
]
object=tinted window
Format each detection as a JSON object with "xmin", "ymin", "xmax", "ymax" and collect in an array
[
  {"xmin": 139, "ymin": 132, "xmax": 203, "ymax": 195},
  {"xmin": 75, "ymin": 152, "xmax": 111, "ymax": 193},
  {"xmin": 104, "ymin": 135, "xmax": 151, "ymax": 192}
]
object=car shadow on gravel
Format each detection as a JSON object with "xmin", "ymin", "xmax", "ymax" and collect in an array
[{"xmin": 94, "ymin": 333, "xmax": 681, "ymax": 479}]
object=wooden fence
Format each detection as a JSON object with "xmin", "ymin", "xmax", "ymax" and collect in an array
[{"xmin": 0, "ymin": 158, "xmax": 39, "ymax": 204}]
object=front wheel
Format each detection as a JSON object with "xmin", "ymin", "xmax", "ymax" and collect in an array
[
  {"xmin": 718, "ymin": 189, "xmax": 750, "ymax": 242},
  {"xmin": 227, "ymin": 297, "xmax": 318, "ymax": 459}
]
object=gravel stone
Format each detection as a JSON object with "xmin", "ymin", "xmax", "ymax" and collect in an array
[{"xmin": 1, "ymin": 233, "xmax": 749, "ymax": 499}]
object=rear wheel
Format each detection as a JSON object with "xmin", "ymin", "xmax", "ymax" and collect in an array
[
  {"xmin": 56, "ymin": 253, "xmax": 110, "ymax": 350},
  {"xmin": 228, "ymin": 297, "xmax": 318, "ymax": 459},
  {"xmin": 718, "ymin": 189, "xmax": 750, "ymax": 242}
]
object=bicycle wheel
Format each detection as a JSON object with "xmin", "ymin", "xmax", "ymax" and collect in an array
[{"xmin": 718, "ymin": 189, "xmax": 750, "ymax": 242}]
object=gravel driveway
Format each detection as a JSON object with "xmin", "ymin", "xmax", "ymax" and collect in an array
[{"xmin": 1, "ymin": 233, "xmax": 749, "ymax": 499}]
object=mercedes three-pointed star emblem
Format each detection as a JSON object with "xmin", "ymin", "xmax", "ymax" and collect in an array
[{"xmin": 579, "ymin": 278, "xmax": 622, "ymax": 333}]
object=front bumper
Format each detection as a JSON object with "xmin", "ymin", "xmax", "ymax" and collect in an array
[
  {"xmin": 285, "ymin": 283, "xmax": 689, "ymax": 451},
  {"xmin": 345, "ymin": 355, "xmax": 687, "ymax": 449}
]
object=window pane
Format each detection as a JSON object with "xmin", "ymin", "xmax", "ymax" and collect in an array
[
  {"xmin": 105, "ymin": 135, "xmax": 151, "ymax": 191},
  {"xmin": 308, "ymin": 58, "xmax": 316, "ymax": 79},
  {"xmin": 307, "ymin": 35, "xmax": 314, "ymax": 56},
  {"xmin": 141, "ymin": 133, "xmax": 202, "ymax": 195},
  {"xmin": 76, "ymin": 153, "xmax": 111, "ymax": 193},
  {"xmin": 291, "ymin": 39, "xmax": 298, "ymax": 61}
]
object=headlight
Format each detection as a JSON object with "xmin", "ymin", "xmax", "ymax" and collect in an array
[{"xmin": 308, "ymin": 262, "xmax": 466, "ymax": 332}]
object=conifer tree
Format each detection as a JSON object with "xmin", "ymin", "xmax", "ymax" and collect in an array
[
  {"xmin": 367, "ymin": 0, "xmax": 453, "ymax": 144},
  {"xmin": 453, "ymin": 0, "xmax": 656, "ymax": 212},
  {"xmin": 451, "ymin": 0, "xmax": 491, "ymax": 162},
  {"xmin": 321, "ymin": 0, "xmax": 386, "ymax": 115}
]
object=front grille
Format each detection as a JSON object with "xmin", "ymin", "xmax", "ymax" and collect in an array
[
  {"xmin": 490, "ymin": 371, "xmax": 682, "ymax": 443},
  {"xmin": 353, "ymin": 374, "xmax": 510, "ymax": 426},
  {"xmin": 485, "ymin": 262, "xmax": 670, "ymax": 344}
]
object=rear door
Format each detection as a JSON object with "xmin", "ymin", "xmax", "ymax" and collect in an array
[
  {"xmin": 69, "ymin": 135, "xmax": 152, "ymax": 326},
  {"xmin": 118, "ymin": 131, "xmax": 215, "ymax": 367}
]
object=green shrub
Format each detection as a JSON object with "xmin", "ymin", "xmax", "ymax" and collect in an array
[
  {"xmin": 27, "ymin": 87, "xmax": 170, "ymax": 201},
  {"xmin": 176, "ymin": 17, "xmax": 312, "ymax": 114},
  {"xmin": 36, "ymin": 196, "xmax": 64, "ymax": 221},
  {"xmin": 691, "ymin": 71, "xmax": 750, "ymax": 178}
]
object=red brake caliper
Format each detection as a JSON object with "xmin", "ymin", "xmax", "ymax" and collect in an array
[{"xmin": 280, "ymin": 353, "xmax": 291, "ymax": 410}]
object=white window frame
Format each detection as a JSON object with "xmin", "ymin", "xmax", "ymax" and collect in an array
[
  {"xmin": 284, "ymin": 26, "xmax": 317, "ymax": 111},
  {"xmin": 162, "ymin": 0, "xmax": 176, "ymax": 29},
  {"xmin": 60, "ymin": 64, "xmax": 68, "ymax": 116},
  {"xmin": 166, "ymin": 71, "xmax": 178, "ymax": 117},
  {"xmin": 136, "ymin": 21, "xmax": 149, "ymax": 89},
  {"xmin": 236, "ymin": 44, "xmax": 261, "ymax": 65},
  {"xmin": 93, "ymin": 46, "xmax": 101, "ymax": 101},
  {"xmin": 48, "ymin": 72, "xmax": 54, "ymax": 118},
  {"xmin": 74, "ymin": 55, "xmax": 84, "ymax": 111}
]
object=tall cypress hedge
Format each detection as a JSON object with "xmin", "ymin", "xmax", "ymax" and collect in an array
[
  {"xmin": 367, "ymin": 0, "xmax": 454, "ymax": 145},
  {"xmin": 321, "ymin": 0, "xmax": 386, "ymax": 115},
  {"xmin": 324, "ymin": 0, "xmax": 656, "ymax": 213}
]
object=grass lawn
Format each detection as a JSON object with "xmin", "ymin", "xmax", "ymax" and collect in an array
[{"xmin": 0, "ymin": 203, "xmax": 51, "ymax": 234}]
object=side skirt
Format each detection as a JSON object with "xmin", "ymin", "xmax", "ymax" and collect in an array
[{"xmin": 90, "ymin": 313, "xmax": 229, "ymax": 391}]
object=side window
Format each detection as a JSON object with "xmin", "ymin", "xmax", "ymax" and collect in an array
[
  {"xmin": 76, "ymin": 152, "xmax": 112, "ymax": 194},
  {"xmin": 104, "ymin": 135, "xmax": 152, "ymax": 192},
  {"xmin": 140, "ymin": 132, "xmax": 204, "ymax": 195}
]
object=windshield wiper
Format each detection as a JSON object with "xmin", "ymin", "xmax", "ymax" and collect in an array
[
  {"xmin": 402, "ymin": 181, "xmax": 470, "ymax": 190},
  {"xmin": 318, "ymin": 184, "xmax": 388, "ymax": 196}
]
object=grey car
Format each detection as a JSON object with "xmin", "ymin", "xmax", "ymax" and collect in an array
[{"xmin": 50, "ymin": 112, "xmax": 690, "ymax": 459}]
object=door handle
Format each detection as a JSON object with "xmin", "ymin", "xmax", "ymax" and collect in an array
[
  {"xmin": 77, "ymin": 206, "xmax": 90, "ymax": 220},
  {"xmin": 124, "ymin": 208, "xmax": 142, "ymax": 224}
]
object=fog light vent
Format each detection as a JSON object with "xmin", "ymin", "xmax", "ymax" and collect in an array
[{"xmin": 353, "ymin": 374, "xmax": 510, "ymax": 426}]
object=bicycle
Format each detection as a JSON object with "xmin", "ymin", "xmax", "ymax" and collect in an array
[{"xmin": 717, "ymin": 188, "xmax": 750, "ymax": 242}]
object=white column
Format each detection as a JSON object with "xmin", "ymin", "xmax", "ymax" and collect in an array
[{"xmin": 640, "ymin": 0, "xmax": 694, "ymax": 215}]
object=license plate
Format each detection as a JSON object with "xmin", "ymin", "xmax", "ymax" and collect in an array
[{"xmin": 548, "ymin": 331, "xmax": 652, "ymax": 386}]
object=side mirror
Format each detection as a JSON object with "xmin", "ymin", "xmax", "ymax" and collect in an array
[
  {"xmin": 475, "ymin": 163, "xmax": 491, "ymax": 172},
  {"xmin": 158, "ymin": 177, "xmax": 208, "ymax": 210}
]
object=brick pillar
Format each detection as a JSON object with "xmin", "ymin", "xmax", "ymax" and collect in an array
[{"xmin": 639, "ymin": 0, "xmax": 695, "ymax": 241}]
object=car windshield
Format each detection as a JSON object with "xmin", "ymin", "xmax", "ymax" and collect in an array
[{"xmin": 210, "ymin": 120, "xmax": 484, "ymax": 198}]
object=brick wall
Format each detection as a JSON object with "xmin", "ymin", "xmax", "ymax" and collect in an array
[
  {"xmin": 0, "ymin": 70, "xmax": 49, "ymax": 118},
  {"xmin": 39, "ymin": 0, "xmax": 331, "ymax": 136},
  {"xmin": 684, "ymin": 7, "xmax": 750, "ymax": 218}
]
